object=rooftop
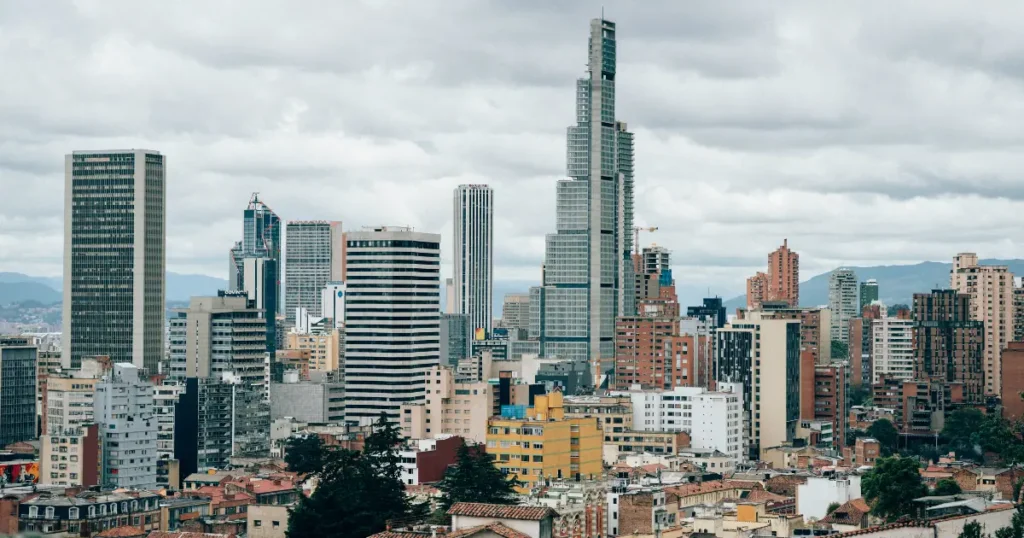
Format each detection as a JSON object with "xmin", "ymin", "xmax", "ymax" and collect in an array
[{"xmin": 447, "ymin": 502, "xmax": 557, "ymax": 521}]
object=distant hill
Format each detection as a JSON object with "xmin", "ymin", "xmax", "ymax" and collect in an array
[
  {"xmin": 723, "ymin": 259, "xmax": 1024, "ymax": 311},
  {"xmin": 0, "ymin": 271, "xmax": 228, "ymax": 304}
]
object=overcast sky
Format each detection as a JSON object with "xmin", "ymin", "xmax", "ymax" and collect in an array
[{"xmin": 3, "ymin": 1, "xmax": 1024, "ymax": 301}]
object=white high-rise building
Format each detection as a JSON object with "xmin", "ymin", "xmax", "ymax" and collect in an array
[
  {"xmin": 951, "ymin": 253, "xmax": 1014, "ymax": 396},
  {"xmin": 321, "ymin": 281, "xmax": 346, "ymax": 329},
  {"xmin": 94, "ymin": 363, "xmax": 157, "ymax": 490},
  {"xmin": 63, "ymin": 150, "xmax": 165, "ymax": 371},
  {"xmin": 872, "ymin": 316, "xmax": 915, "ymax": 383},
  {"xmin": 343, "ymin": 227, "xmax": 440, "ymax": 424},
  {"xmin": 829, "ymin": 268, "xmax": 859, "ymax": 344},
  {"xmin": 614, "ymin": 384, "xmax": 745, "ymax": 461},
  {"xmin": 285, "ymin": 221, "xmax": 343, "ymax": 324},
  {"xmin": 453, "ymin": 185, "xmax": 494, "ymax": 336}
]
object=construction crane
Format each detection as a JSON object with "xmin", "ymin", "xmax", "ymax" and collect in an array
[{"xmin": 633, "ymin": 226, "xmax": 659, "ymax": 256}]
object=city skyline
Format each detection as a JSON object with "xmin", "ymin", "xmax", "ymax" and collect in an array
[{"xmin": 5, "ymin": 3, "xmax": 1024, "ymax": 301}]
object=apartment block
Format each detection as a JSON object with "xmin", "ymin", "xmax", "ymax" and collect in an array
[
  {"xmin": 951, "ymin": 253, "xmax": 1014, "ymax": 396},
  {"xmin": 746, "ymin": 240, "xmax": 799, "ymax": 310},
  {"xmin": 814, "ymin": 364, "xmax": 849, "ymax": 449},
  {"xmin": 872, "ymin": 316, "xmax": 915, "ymax": 383},
  {"xmin": 613, "ymin": 317, "xmax": 676, "ymax": 390},
  {"xmin": 485, "ymin": 392, "xmax": 602, "ymax": 490},
  {"xmin": 913, "ymin": 289, "xmax": 985, "ymax": 404},
  {"xmin": 401, "ymin": 364, "xmax": 495, "ymax": 444},
  {"xmin": 270, "ymin": 378, "xmax": 345, "ymax": 423},
  {"xmin": 1002, "ymin": 342, "xmax": 1024, "ymax": 420},
  {"xmin": 829, "ymin": 268, "xmax": 858, "ymax": 344},
  {"xmin": 40, "ymin": 423, "xmax": 100, "ymax": 488},
  {"xmin": 94, "ymin": 363, "xmax": 157, "ymax": 489},
  {"xmin": 562, "ymin": 395, "xmax": 633, "ymax": 434},
  {"xmin": 283, "ymin": 329, "xmax": 340, "ymax": 373}
]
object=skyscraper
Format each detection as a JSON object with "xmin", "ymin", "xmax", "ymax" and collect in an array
[
  {"xmin": 950, "ymin": 253, "xmax": 1014, "ymax": 396},
  {"xmin": 453, "ymin": 185, "xmax": 494, "ymax": 335},
  {"xmin": 500, "ymin": 293, "xmax": 531, "ymax": 333},
  {"xmin": 859, "ymin": 279, "xmax": 879, "ymax": 310},
  {"xmin": 62, "ymin": 150, "xmax": 166, "ymax": 371},
  {"xmin": 285, "ymin": 221, "xmax": 343, "ymax": 324},
  {"xmin": 343, "ymin": 227, "xmax": 440, "ymax": 424},
  {"xmin": 229, "ymin": 193, "xmax": 281, "ymax": 313},
  {"xmin": 534, "ymin": 18, "xmax": 634, "ymax": 380},
  {"xmin": 829, "ymin": 268, "xmax": 858, "ymax": 343},
  {"xmin": 746, "ymin": 239, "xmax": 799, "ymax": 310}
]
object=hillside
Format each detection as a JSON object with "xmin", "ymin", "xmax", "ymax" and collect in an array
[
  {"xmin": 723, "ymin": 259, "xmax": 1024, "ymax": 310},
  {"xmin": 0, "ymin": 271, "xmax": 228, "ymax": 305}
]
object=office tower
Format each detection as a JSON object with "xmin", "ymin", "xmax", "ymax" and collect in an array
[
  {"xmin": 343, "ymin": 227, "xmax": 440, "ymax": 424},
  {"xmin": 440, "ymin": 313, "xmax": 470, "ymax": 367},
  {"xmin": 321, "ymin": 281, "xmax": 346, "ymax": 329},
  {"xmin": 533, "ymin": 18, "xmax": 634, "ymax": 380},
  {"xmin": 687, "ymin": 298, "xmax": 727, "ymax": 329},
  {"xmin": 951, "ymin": 253, "xmax": 1014, "ymax": 396},
  {"xmin": 0, "ymin": 338, "xmax": 37, "ymax": 446},
  {"xmin": 241, "ymin": 256, "xmax": 277, "ymax": 352},
  {"xmin": 872, "ymin": 316, "xmax": 915, "ymax": 383},
  {"xmin": 285, "ymin": 221, "xmax": 343, "ymax": 324},
  {"xmin": 913, "ymin": 289, "xmax": 985, "ymax": 404},
  {"xmin": 859, "ymin": 279, "xmax": 879, "ymax": 310},
  {"xmin": 501, "ymin": 293, "xmax": 531, "ymax": 333},
  {"xmin": 229, "ymin": 193, "xmax": 281, "ymax": 315},
  {"xmin": 746, "ymin": 240, "xmax": 800, "ymax": 310},
  {"xmin": 828, "ymin": 268, "xmax": 858, "ymax": 344},
  {"xmin": 94, "ymin": 363, "xmax": 157, "ymax": 489},
  {"xmin": 62, "ymin": 150, "xmax": 166, "ymax": 371},
  {"xmin": 453, "ymin": 185, "xmax": 494, "ymax": 335},
  {"xmin": 715, "ymin": 318, "xmax": 800, "ymax": 460}
]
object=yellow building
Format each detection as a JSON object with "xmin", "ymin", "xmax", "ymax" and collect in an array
[
  {"xmin": 284, "ymin": 329, "xmax": 340, "ymax": 373},
  {"xmin": 485, "ymin": 392, "xmax": 602, "ymax": 491}
]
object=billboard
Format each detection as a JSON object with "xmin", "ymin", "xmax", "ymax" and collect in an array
[
  {"xmin": 0, "ymin": 461, "xmax": 38, "ymax": 484},
  {"xmin": 474, "ymin": 327, "xmax": 486, "ymax": 341}
]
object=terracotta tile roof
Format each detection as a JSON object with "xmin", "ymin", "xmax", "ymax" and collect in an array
[
  {"xmin": 147, "ymin": 533, "xmax": 235, "ymax": 538},
  {"xmin": 96, "ymin": 527, "xmax": 147, "ymax": 537},
  {"xmin": 745, "ymin": 489, "xmax": 791, "ymax": 503},
  {"xmin": 820, "ymin": 498, "xmax": 870, "ymax": 526},
  {"xmin": 405, "ymin": 484, "xmax": 441, "ymax": 495},
  {"xmin": 448, "ymin": 523, "xmax": 531, "ymax": 538},
  {"xmin": 666, "ymin": 480, "xmax": 757, "ymax": 497},
  {"xmin": 447, "ymin": 502, "xmax": 557, "ymax": 521},
  {"xmin": 368, "ymin": 532, "xmax": 444, "ymax": 538},
  {"xmin": 831, "ymin": 505, "xmax": 1015, "ymax": 537}
]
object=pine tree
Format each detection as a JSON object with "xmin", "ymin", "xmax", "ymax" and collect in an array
[{"xmin": 433, "ymin": 440, "xmax": 521, "ymax": 523}]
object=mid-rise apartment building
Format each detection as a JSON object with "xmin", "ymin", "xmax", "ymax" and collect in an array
[
  {"xmin": 563, "ymin": 395, "xmax": 633, "ymax": 435},
  {"xmin": 814, "ymin": 364, "xmax": 849, "ymax": 449},
  {"xmin": 40, "ymin": 423, "xmax": 100, "ymax": 488},
  {"xmin": 872, "ymin": 316, "xmax": 915, "ymax": 383},
  {"xmin": 400, "ymin": 364, "xmax": 495, "ymax": 444},
  {"xmin": 913, "ymin": 289, "xmax": 985, "ymax": 404},
  {"xmin": 829, "ymin": 268, "xmax": 858, "ymax": 344},
  {"xmin": 94, "ymin": 363, "xmax": 157, "ymax": 489},
  {"xmin": 283, "ymin": 328, "xmax": 340, "ymax": 373},
  {"xmin": 951, "ymin": 253, "xmax": 1013, "ymax": 396}
]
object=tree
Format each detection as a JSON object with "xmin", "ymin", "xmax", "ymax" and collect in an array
[
  {"xmin": 826, "ymin": 502, "xmax": 841, "ymax": 515},
  {"xmin": 934, "ymin": 478, "xmax": 962, "ymax": 496},
  {"xmin": 434, "ymin": 441, "xmax": 521, "ymax": 523},
  {"xmin": 848, "ymin": 386, "xmax": 870, "ymax": 407},
  {"xmin": 831, "ymin": 339, "xmax": 849, "ymax": 360},
  {"xmin": 284, "ymin": 435, "xmax": 326, "ymax": 475},
  {"xmin": 862, "ymin": 456, "xmax": 927, "ymax": 522},
  {"xmin": 867, "ymin": 419, "xmax": 899, "ymax": 456},
  {"xmin": 959, "ymin": 521, "xmax": 987, "ymax": 538},
  {"xmin": 364, "ymin": 412, "xmax": 403, "ymax": 479}
]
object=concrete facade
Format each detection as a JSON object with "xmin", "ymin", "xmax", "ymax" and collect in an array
[
  {"xmin": 951, "ymin": 253, "xmax": 1014, "ymax": 396},
  {"xmin": 94, "ymin": 363, "xmax": 158, "ymax": 489}
]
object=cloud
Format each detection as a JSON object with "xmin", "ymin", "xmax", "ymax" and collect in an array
[{"xmin": 3, "ymin": 0, "xmax": 1024, "ymax": 307}]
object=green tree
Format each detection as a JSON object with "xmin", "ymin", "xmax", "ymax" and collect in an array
[
  {"xmin": 284, "ymin": 435, "xmax": 326, "ymax": 475},
  {"xmin": 960, "ymin": 521, "xmax": 987, "ymax": 538},
  {"xmin": 434, "ymin": 441, "xmax": 521, "ymax": 523},
  {"xmin": 934, "ymin": 478, "xmax": 962, "ymax": 496},
  {"xmin": 364, "ymin": 412, "xmax": 403, "ymax": 478},
  {"xmin": 848, "ymin": 386, "xmax": 870, "ymax": 407},
  {"xmin": 831, "ymin": 339, "xmax": 849, "ymax": 360},
  {"xmin": 826, "ymin": 502, "xmax": 841, "ymax": 515},
  {"xmin": 862, "ymin": 456, "xmax": 927, "ymax": 522},
  {"xmin": 867, "ymin": 419, "xmax": 899, "ymax": 456}
]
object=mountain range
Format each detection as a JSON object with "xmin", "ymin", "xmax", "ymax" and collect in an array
[
  {"xmin": 721, "ymin": 259, "xmax": 1024, "ymax": 311},
  {"xmin": 0, "ymin": 271, "xmax": 228, "ymax": 305}
]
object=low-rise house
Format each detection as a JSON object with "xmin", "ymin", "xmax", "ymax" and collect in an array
[
  {"xmin": 447, "ymin": 502, "xmax": 558, "ymax": 538},
  {"xmin": 819, "ymin": 498, "xmax": 871, "ymax": 532},
  {"xmin": 18, "ymin": 489, "xmax": 163, "ymax": 537}
]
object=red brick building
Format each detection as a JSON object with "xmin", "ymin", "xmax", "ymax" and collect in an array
[
  {"xmin": 814, "ymin": 365, "xmax": 848, "ymax": 448},
  {"xmin": 913, "ymin": 290, "xmax": 984, "ymax": 404},
  {"xmin": 614, "ymin": 317, "xmax": 677, "ymax": 390},
  {"xmin": 1001, "ymin": 342, "xmax": 1024, "ymax": 420}
]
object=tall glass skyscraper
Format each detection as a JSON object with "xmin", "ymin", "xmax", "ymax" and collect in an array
[
  {"xmin": 284, "ymin": 220, "xmax": 343, "ymax": 323},
  {"xmin": 62, "ymin": 150, "xmax": 166, "ymax": 371},
  {"xmin": 532, "ymin": 19, "xmax": 634, "ymax": 381},
  {"xmin": 453, "ymin": 185, "xmax": 494, "ymax": 336},
  {"xmin": 229, "ymin": 193, "xmax": 281, "ymax": 312}
]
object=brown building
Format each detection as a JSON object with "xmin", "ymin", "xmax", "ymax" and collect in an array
[
  {"xmin": 747, "ymin": 272, "xmax": 769, "ymax": 310},
  {"xmin": 617, "ymin": 489, "xmax": 680, "ymax": 537},
  {"xmin": 614, "ymin": 317, "xmax": 677, "ymax": 390},
  {"xmin": 872, "ymin": 376, "xmax": 904, "ymax": 418},
  {"xmin": 1015, "ymin": 286, "xmax": 1024, "ymax": 342},
  {"xmin": 913, "ymin": 290, "xmax": 985, "ymax": 404},
  {"xmin": 274, "ymin": 349, "xmax": 310, "ymax": 380},
  {"xmin": 814, "ymin": 365, "xmax": 848, "ymax": 449},
  {"xmin": 951, "ymin": 253, "xmax": 1014, "ymax": 397},
  {"xmin": 767, "ymin": 239, "xmax": 800, "ymax": 307},
  {"xmin": 902, "ymin": 379, "xmax": 965, "ymax": 433},
  {"xmin": 853, "ymin": 437, "xmax": 881, "ymax": 467},
  {"xmin": 1001, "ymin": 342, "xmax": 1024, "ymax": 420}
]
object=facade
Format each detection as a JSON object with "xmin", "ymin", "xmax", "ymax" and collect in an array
[
  {"xmin": 43, "ymin": 362, "xmax": 104, "ymax": 436},
  {"xmin": 0, "ymin": 338, "xmax": 37, "ymax": 446},
  {"xmin": 951, "ymin": 253, "xmax": 1014, "ymax": 396},
  {"xmin": 486, "ymin": 392, "xmax": 602, "ymax": 489},
  {"xmin": 746, "ymin": 240, "xmax": 799, "ymax": 310},
  {"xmin": 613, "ymin": 316, "xmax": 676, "ymax": 390},
  {"xmin": 829, "ymin": 268, "xmax": 859, "ymax": 344},
  {"xmin": 400, "ymin": 364, "xmax": 494, "ymax": 444},
  {"xmin": 248, "ymin": 504, "xmax": 290, "ymax": 538},
  {"xmin": 860, "ymin": 279, "xmax": 879, "ymax": 310},
  {"xmin": 270, "ymin": 379, "xmax": 345, "ymax": 423},
  {"xmin": 746, "ymin": 272, "xmax": 768, "ymax": 310},
  {"xmin": 562, "ymin": 395, "xmax": 633, "ymax": 434},
  {"xmin": 18, "ymin": 490, "xmax": 163, "ymax": 538},
  {"xmin": 440, "ymin": 313, "xmax": 470, "ymax": 367},
  {"xmin": 1002, "ymin": 342, "xmax": 1024, "ymax": 420},
  {"xmin": 453, "ymin": 185, "xmax": 494, "ymax": 336},
  {"xmin": 687, "ymin": 298, "xmax": 728, "ymax": 329},
  {"xmin": 913, "ymin": 289, "xmax": 985, "ymax": 404},
  {"xmin": 343, "ymin": 227, "xmax": 441, "ymax": 424},
  {"xmin": 229, "ymin": 193, "xmax": 281, "ymax": 318},
  {"xmin": 872, "ymin": 316, "xmax": 915, "ymax": 383},
  {"xmin": 814, "ymin": 364, "xmax": 849, "ymax": 449},
  {"xmin": 615, "ymin": 385, "xmax": 744, "ymax": 460},
  {"xmin": 284, "ymin": 220, "xmax": 343, "ymax": 323},
  {"xmin": 41, "ymin": 423, "xmax": 101, "ymax": 487},
  {"xmin": 716, "ymin": 318, "xmax": 801, "ymax": 459},
  {"xmin": 502, "ymin": 293, "xmax": 532, "ymax": 333},
  {"xmin": 241, "ymin": 256, "xmax": 277, "ymax": 353},
  {"xmin": 63, "ymin": 149, "xmax": 166, "ymax": 371},
  {"xmin": 398, "ymin": 436, "xmax": 463, "ymax": 486},
  {"xmin": 153, "ymin": 380, "xmax": 183, "ymax": 489},
  {"xmin": 283, "ymin": 329, "xmax": 340, "ymax": 373},
  {"xmin": 533, "ymin": 19, "xmax": 635, "ymax": 381},
  {"xmin": 1015, "ymin": 285, "xmax": 1024, "ymax": 343},
  {"xmin": 94, "ymin": 364, "xmax": 157, "ymax": 489}
]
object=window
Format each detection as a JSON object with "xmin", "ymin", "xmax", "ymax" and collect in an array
[
  {"xmin": 254, "ymin": 520, "xmax": 263, "ymax": 527},
  {"xmin": 28, "ymin": 506, "xmax": 37, "ymax": 518},
  {"xmin": 273, "ymin": 521, "xmax": 281, "ymax": 528},
  {"xmin": 69, "ymin": 508, "xmax": 79, "ymax": 519}
]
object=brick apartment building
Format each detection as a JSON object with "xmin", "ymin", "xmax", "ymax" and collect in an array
[{"xmin": 913, "ymin": 290, "xmax": 985, "ymax": 404}]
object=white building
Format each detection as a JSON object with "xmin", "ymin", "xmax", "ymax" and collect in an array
[
  {"xmin": 343, "ymin": 227, "xmax": 441, "ymax": 424},
  {"xmin": 94, "ymin": 363, "xmax": 158, "ymax": 490},
  {"xmin": 453, "ymin": 185, "xmax": 494, "ymax": 336},
  {"xmin": 829, "ymin": 268, "xmax": 859, "ymax": 344},
  {"xmin": 796, "ymin": 474, "xmax": 862, "ymax": 521},
  {"xmin": 613, "ymin": 384, "xmax": 745, "ymax": 461},
  {"xmin": 872, "ymin": 316, "xmax": 915, "ymax": 382},
  {"xmin": 321, "ymin": 281, "xmax": 346, "ymax": 329},
  {"xmin": 153, "ymin": 380, "xmax": 183, "ymax": 489}
]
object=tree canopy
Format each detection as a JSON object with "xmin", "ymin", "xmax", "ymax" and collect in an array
[
  {"xmin": 934, "ymin": 478, "xmax": 962, "ymax": 496},
  {"xmin": 867, "ymin": 419, "xmax": 899, "ymax": 456},
  {"xmin": 943, "ymin": 408, "xmax": 1024, "ymax": 464},
  {"xmin": 862, "ymin": 456, "xmax": 927, "ymax": 522},
  {"xmin": 284, "ymin": 435, "xmax": 326, "ymax": 475},
  {"xmin": 831, "ymin": 339, "xmax": 849, "ymax": 360},
  {"xmin": 433, "ymin": 441, "xmax": 520, "ymax": 523}
]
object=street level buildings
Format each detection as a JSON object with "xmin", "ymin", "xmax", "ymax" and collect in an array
[
  {"xmin": 63, "ymin": 149, "xmax": 166, "ymax": 371},
  {"xmin": 453, "ymin": 185, "xmax": 494, "ymax": 336},
  {"xmin": 343, "ymin": 227, "xmax": 440, "ymax": 424}
]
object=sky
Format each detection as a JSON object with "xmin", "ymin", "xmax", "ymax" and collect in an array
[{"xmin": 4, "ymin": 1, "xmax": 1024, "ymax": 303}]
